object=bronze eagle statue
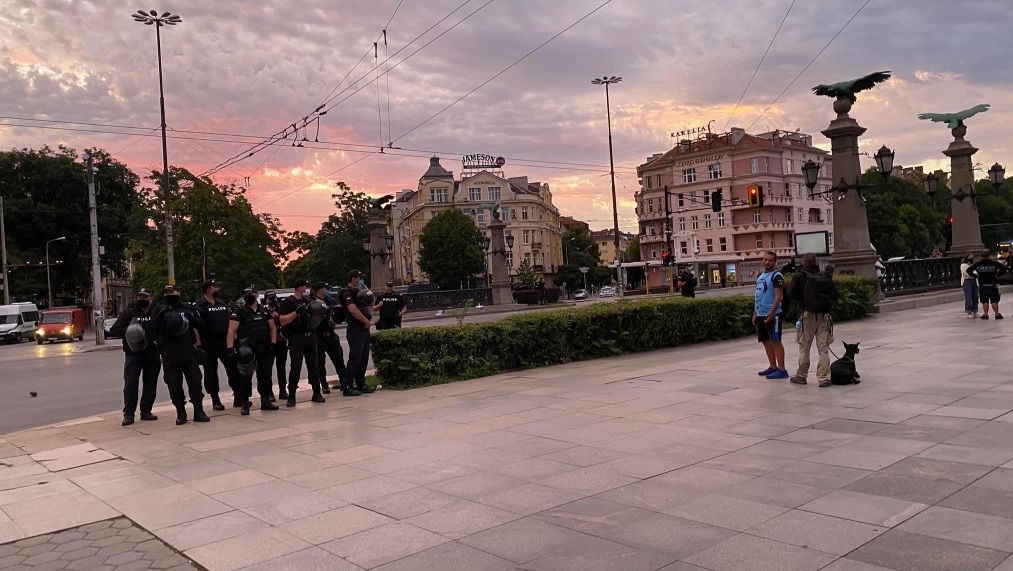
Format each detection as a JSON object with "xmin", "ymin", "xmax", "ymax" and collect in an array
[
  {"xmin": 812, "ymin": 71, "xmax": 892, "ymax": 103},
  {"xmin": 917, "ymin": 104, "xmax": 990, "ymax": 130},
  {"xmin": 367, "ymin": 195, "xmax": 394, "ymax": 209}
]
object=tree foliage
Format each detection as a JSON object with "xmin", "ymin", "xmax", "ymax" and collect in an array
[
  {"xmin": 0, "ymin": 146, "xmax": 141, "ymax": 303},
  {"xmin": 283, "ymin": 182, "xmax": 372, "ymax": 287},
  {"xmin": 975, "ymin": 177, "xmax": 1013, "ymax": 252},
  {"xmin": 417, "ymin": 208, "xmax": 484, "ymax": 289},
  {"xmin": 515, "ymin": 258, "xmax": 537, "ymax": 287},
  {"xmin": 863, "ymin": 169, "xmax": 946, "ymax": 259},
  {"xmin": 554, "ymin": 225, "xmax": 609, "ymax": 288},
  {"xmin": 624, "ymin": 235, "xmax": 644, "ymax": 287}
]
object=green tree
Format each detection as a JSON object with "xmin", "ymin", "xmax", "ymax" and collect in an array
[
  {"xmin": 130, "ymin": 168, "xmax": 281, "ymax": 300},
  {"xmin": 515, "ymin": 258, "xmax": 537, "ymax": 287},
  {"xmin": 554, "ymin": 225, "xmax": 605, "ymax": 288},
  {"xmin": 624, "ymin": 235, "xmax": 644, "ymax": 287},
  {"xmin": 863, "ymin": 169, "xmax": 946, "ymax": 259},
  {"xmin": 417, "ymin": 208, "xmax": 483, "ymax": 289},
  {"xmin": 284, "ymin": 183, "xmax": 371, "ymax": 286},
  {"xmin": 975, "ymin": 177, "xmax": 1013, "ymax": 251},
  {"xmin": 0, "ymin": 146, "xmax": 141, "ymax": 303}
]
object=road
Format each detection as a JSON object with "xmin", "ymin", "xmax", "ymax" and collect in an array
[{"xmin": 0, "ymin": 288, "xmax": 749, "ymax": 434}]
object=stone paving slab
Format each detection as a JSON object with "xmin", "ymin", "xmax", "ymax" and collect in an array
[{"xmin": 3, "ymin": 306, "xmax": 1013, "ymax": 570}]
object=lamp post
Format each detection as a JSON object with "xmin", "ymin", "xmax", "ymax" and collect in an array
[
  {"xmin": 564, "ymin": 237, "xmax": 578, "ymax": 266},
  {"xmin": 45, "ymin": 236, "xmax": 66, "ymax": 309},
  {"xmin": 132, "ymin": 10, "xmax": 181, "ymax": 286},
  {"xmin": 592, "ymin": 75, "xmax": 623, "ymax": 296}
]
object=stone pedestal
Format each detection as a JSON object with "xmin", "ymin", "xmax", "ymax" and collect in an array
[
  {"xmin": 823, "ymin": 109, "xmax": 879, "ymax": 282},
  {"xmin": 944, "ymin": 126, "xmax": 984, "ymax": 257},
  {"xmin": 367, "ymin": 210, "xmax": 389, "ymax": 290},
  {"xmin": 488, "ymin": 218, "xmax": 512, "ymax": 305}
]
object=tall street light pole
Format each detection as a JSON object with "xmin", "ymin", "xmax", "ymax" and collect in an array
[
  {"xmin": 133, "ymin": 9, "xmax": 181, "ymax": 286},
  {"xmin": 592, "ymin": 75, "xmax": 623, "ymax": 297},
  {"xmin": 45, "ymin": 236, "xmax": 66, "ymax": 309}
]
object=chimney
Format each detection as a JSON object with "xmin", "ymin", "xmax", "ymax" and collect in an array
[{"xmin": 731, "ymin": 128, "xmax": 746, "ymax": 144}]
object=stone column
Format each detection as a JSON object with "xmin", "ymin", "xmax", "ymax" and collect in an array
[
  {"xmin": 944, "ymin": 125, "xmax": 984, "ymax": 257},
  {"xmin": 823, "ymin": 99, "xmax": 879, "ymax": 281},
  {"xmin": 488, "ymin": 217, "xmax": 512, "ymax": 305},
  {"xmin": 367, "ymin": 208, "xmax": 388, "ymax": 290}
]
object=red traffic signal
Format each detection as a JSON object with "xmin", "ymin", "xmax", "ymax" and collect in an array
[{"xmin": 747, "ymin": 184, "xmax": 763, "ymax": 208}]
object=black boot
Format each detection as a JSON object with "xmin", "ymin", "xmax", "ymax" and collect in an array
[
  {"xmin": 322, "ymin": 382, "xmax": 331, "ymax": 394},
  {"xmin": 241, "ymin": 398, "xmax": 251, "ymax": 416},
  {"xmin": 278, "ymin": 387, "xmax": 289, "ymax": 400},
  {"xmin": 140, "ymin": 412, "xmax": 158, "ymax": 421},
  {"xmin": 311, "ymin": 391, "xmax": 326, "ymax": 403},
  {"xmin": 175, "ymin": 407, "xmax": 188, "ymax": 426},
  {"xmin": 211, "ymin": 395, "xmax": 226, "ymax": 412},
  {"xmin": 122, "ymin": 415, "xmax": 135, "ymax": 427},
  {"xmin": 261, "ymin": 397, "xmax": 279, "ymax": 411},
  {"xmin": 193, "ymin": 405, "xmax": 211, "ymax": 423}
]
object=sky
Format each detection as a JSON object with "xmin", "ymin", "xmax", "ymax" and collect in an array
[{"xmin": 2, "ymin": 0, "xmax": 1012, "ymax": 236}]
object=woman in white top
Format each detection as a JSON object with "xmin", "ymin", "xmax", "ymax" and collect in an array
[{"xmin": 961, "ymin": 254, "xmax": 978, "ymax": 318}]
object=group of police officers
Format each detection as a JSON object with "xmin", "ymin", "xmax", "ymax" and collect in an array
[{"xmin": 109, "ymin": 270, "xmax": 407, "ymax": 427}]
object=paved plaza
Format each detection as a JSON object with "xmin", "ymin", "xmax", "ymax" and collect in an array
[{"xmin": 2, "ymin": 305, "xmax": 1013, "ymax": 570}]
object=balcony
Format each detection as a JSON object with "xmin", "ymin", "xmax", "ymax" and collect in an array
[{"xmin": 531, "ymin": 242, "xmax": 542, "ymax": 250}]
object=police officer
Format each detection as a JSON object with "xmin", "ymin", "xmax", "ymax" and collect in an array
[
  {"xmin": 277, "ymin": 279, "xmax": 326, "ymax": 406},
  {"xmin": 108, "ymin": 288, "xmax": 160, "ymax": 426},
  {"xmin": 339, "ymin": 270, "xmax": 376, "ymax": 395},
  {"xmin": 153, "ymin": 285, "xmax": 209, "ymax": 425},
  {"xmin": 374, "ymin": 281, "xmax": 406, "ymax": 330},
  {"xmin": 194, "ymin": 280, "xmax": 238, "ymax": 410},
  {"xmin": 264, "ymin": 291, "xmax": 288, "ymax": 401},
  {"xmin": 226, "ymin": 286, "xmax": 280, "ymax": 415},
  {"xmin": 312, "ymin": 282, "xmax": 351, "ymax": 395}
]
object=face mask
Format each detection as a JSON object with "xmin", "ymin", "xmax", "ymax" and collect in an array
[
  {"xmin": 243, "ymin": 294, "xmax": 257, "ymax": 305},
  {"xmin": 165, "ymin": 295, "xmax": 180, "ymax": 305},
  {"xmin": 212, "ymin": 290, "xmax": 220, "ymax": 298},
  {"xmin": 357, "ymin": 278, "xmax": 365, "ymax": 289},
  {"xmin": 135, "ymin": 299, "xmax": 150, "ymax": 310}
]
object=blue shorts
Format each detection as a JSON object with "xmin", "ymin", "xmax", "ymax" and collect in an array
[{"xmin": 754, "ymin": 314, "xmax": 782, "ymax": 343}]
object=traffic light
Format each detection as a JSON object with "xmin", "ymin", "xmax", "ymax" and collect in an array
[
  {"xmin": 662, "ymin": 251, "xmax": 674, "ymax": 267},
  {"xmin": 747, "ymin": 185, "xmax": 763, "ymax": 208},
  {"xmin": 711, "ymin": 189, "xmax": 722, "ymax": 212}
]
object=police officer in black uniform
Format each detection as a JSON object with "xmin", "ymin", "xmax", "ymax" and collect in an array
[
  {"xmin": 277, "ymin": 279, "xmax": 326, "ymax": 407},
  {"xmin": 374, "ymin": 281, "xmax": 407, "ymax": 330},
  {"xmin": 153, "ymin": 285, "xmax": 209, "ymax": 425},
  {"xmin": 312, "ymin": 282, "xmax": 350, "ymax": 395},
  {"xmin": 109, "ymin": 288, "xmax": 160, "ymax": 426},
  {"xmin": 339, "ymin": 270, "xmax": 377, "ymax": 395},
  {"xmin": 194, "ymin": 279, "xmax": 239, "ymax": 411},
  {"xmin": 226, "ymin": 286, "xmax": 280, "ymax": 415},
  {"xmin": 264, "ymin": 291, "xmax": 288, "ymax": 401}
]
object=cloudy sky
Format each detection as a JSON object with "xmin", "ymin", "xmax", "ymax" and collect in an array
[{"xmin": 2, "ymin": 0, "xmax": 1012, "ymax": 235}]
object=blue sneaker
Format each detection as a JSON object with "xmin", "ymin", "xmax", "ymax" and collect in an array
[
  {"xmin": 757, "ymin": 367, "xmax": 776, "ymax": 376},
  {"xmin": 767, "ymin": 369, "xmax": 790, "ymax": 380}
]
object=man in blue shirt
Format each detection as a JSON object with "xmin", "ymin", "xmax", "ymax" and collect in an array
[{"xmin": 754, "ymin": 251, "xmax": 788, "ymax": 379}]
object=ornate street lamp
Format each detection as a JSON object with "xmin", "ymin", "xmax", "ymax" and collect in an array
[
  {"xmin": 873, "ymin": 145, "xmax": 895, "ymax": 177},
  {"xmin": 361, "ymin": 236, "xmax": 370, "ymax": 252},
  {"xmin": 481, "ymin": 236, "xmax": 491, "ymax": 253},
  {"xmin": 505, "ymin": 234, "xmax": 515, "ymax": 249},
  {"xmin": 989, "ymin": 162, "xmax": 1006, "ymax": 188},
  {"xmin": 385, "ymin": 233, "xmax": 394, "ymax": 252},
  {"xmin": 803, "ymin": 146, "xmax": 895, "ymax": 200}
]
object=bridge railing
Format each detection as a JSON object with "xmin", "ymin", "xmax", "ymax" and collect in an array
[{"xmin": 879, "ymin": 256, "xmax": 963, "ymax": 297}]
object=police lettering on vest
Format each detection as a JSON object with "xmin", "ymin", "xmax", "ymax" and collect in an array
[{"xmin": 196, "ymin": 299, "xmax": 232, "ymax": 336}]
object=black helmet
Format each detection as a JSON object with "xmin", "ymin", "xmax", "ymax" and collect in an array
[
  {"xmin": 161, "ymin": 309, "xmax": 190, "ymax": 337},
  {"xmin": 235, "ymin": 343, "xmax": 257, "ymax": 376},
  {"xmin": 307, "ymin": 299, "xmax": 328, "ymax": 330}
]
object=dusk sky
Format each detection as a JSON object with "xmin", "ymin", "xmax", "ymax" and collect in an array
[{"xmin": 2, "ymin": 0, "xmax": 1012, "ymax": 235}]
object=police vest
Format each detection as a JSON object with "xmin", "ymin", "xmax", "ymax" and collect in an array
[{"xmin": 239, "ymin": 307, "xmax": 272, "ymax": 346}]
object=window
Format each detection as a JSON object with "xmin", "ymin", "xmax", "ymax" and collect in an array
[
  {"xmin": 753, "ymin": 210, "xmax": 762, "ymax": 223},
  {"xmin": 750, "ymin": 158, "xmax": 759, "ymax": 174},
  {"xmin": 756, "ymin": 236, "xmax": 764, "ymax": 249},
  {"xmin": 786, "ymin": 159, "xmax": 794, "ymax": 174},
  {"xmin": 430, "ymin": 210, "xmax": 438, "ymax": 218},
  {"xmin": 717, "ymin": 212, "xmax": 726, "ymax": 227},
  {"xmin": 704, "ymin": 214, "xmax": 712, "ymax": 229},
  {"xmin": 764, "ymin": 157, "xmax": 770, "ymax": 173},
  {"xmin": 468, "ymin": 187, "xmax": 481, "ymax": 201},
  {"xmin": 691, "ymin": 215, "xmax": 699, "ymax": 230},
  {"xmin": 683, "ymin": 168, "xmax": 697, "ymax": 183},
  {"xmin": 706, "ymin": 238, "xmax": 714, "ymax": 253},
  {"xmin": 829, "ymin": 233, "xmax": 834, "ymax": 247},
  {"xmin": 657, "ymin": 175, "xmax": 662, "ymax": 188},
  {"xmin": 488, "ymin": 187, "xmax": 501, "ymax": 201},
  {"xmin": 788, "ymin": 234, "xmax": 794, "ymax": 247},
  {"xmin": 708, "ymin": 163, "xmax": 722, "ymax": 179},
  {"xmin": 678, "ymin": 217, "xmax": 686, "ymax": 231},
  {"xmin": 521, "ymin": 207, "xmax": 529, "ymax": 220},
  {"xmin": 651, "ymin": 249, "xmax": 657, "ymax": 259},
  {"xmin": 719, "ymin": 237, "xmax": 728, "ymax": 252},
  {"xmin": 680, "ymin": 241, "xmax": 688, "ymax": 256},
  {"xmin": 703, "ymin": 190, "xmax": 710, "ymax": 204},
  {"xmin": 524, "ymin": 252, "xmax": 531, "ymax": 265},
  {"xmin": 506, "ymin": 250, "xmax": 514, "ymax": 267},
  {"xmin": 500, "ymin": 207, "xmax": 509, "ymax": 220},
  {"xmin": 826, "ymin": 209, "xmax": 833, "ymax": 224},
  {"xmin": 769, "ymin": 210, "xmax": 776, "ymax": 222},
  {"xmin": 646, "ymin": 176, "xmax": 653, "ymax": 189},
  {"xmin": 477, "ymin": 209, "xmax": 485, "ymax": 225},
  {"xmin": 648, "ymin": 203, "xmax": 654, "ymax": 213},
  {"xmin": 431, "ymin": 187, "xmax": 448, "ymax": 203},
  {"xmin": 523, "ymin": 230, "xmax": 531, "ymax": 244},
  {"xmin": 784, "ymin": 182, "xmax": 791, "ymax": 198},
  {"xmin": 678, "ymin": 193, "xmax": 685, "ymax": 207}
]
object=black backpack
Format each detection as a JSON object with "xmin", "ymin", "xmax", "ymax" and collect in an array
[{"xmin": 803, "ymin": 270, "xmax": 836, "ymax": 314}]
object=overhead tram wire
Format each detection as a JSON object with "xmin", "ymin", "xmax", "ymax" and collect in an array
[
  {"xmin": 745, "ymin": 0, "xmax": 874, "ymax": 132},
  {"xmin": 721, "ymin": 0, "xmax": 795, "ymax": 133},
  {"xmin": 389, "ymin": 0, "xmax": 616, "ymax": 146}
]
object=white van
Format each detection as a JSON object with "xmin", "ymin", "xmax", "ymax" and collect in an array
[{"xmin": 0, "ymin": 303, "xmax": 41, "ymax": 344}]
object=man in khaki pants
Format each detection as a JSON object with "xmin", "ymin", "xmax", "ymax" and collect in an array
[{"xmin": 788, "ymin": 254, "xmax": 838, "ymax": 387}]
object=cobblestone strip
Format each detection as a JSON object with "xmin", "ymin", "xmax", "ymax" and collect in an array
[{"xmin": 0, "ymin": 517, "xmax": 203, "ymax": 571}]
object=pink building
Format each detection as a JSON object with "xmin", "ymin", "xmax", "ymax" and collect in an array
[{"xmin": 635, "ymin": 128, "xmax": 835, "ymax": 288}]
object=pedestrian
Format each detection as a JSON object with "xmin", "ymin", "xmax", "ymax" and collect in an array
[
  {"xmin": 277, "ymin": 279, "xmax": 326, "ymax": 406},
  {"xmin": 264, "ymin": 291, "xmax": 288, "ymax": 401},
  {"xmin": 153, "ymin": 285, "xmax": 209, "ymax": 425},
  {"xmin": 537, "ymin": 279, "xmax": 546, "ymax": 305},
  {"xmin": 108, "ymin": 288, "xmax": 160, "ymax": 426},
  {"xmin": 312, "ymin": 282, "xmax": 352, "ymax": 395},
  {"xmin": 960, "ymin": 254, "xmax": 978, "ymax": 319},
  {"xmin": 226, "ymin": 286, "xmax": 280, "ymax": 415},
  {"xmin": 194, "ymin": 280, "xmax": 238, "ymax": 411},
  {"xmin": 753, "ymin": 251, "xmax": 788, "ymax": 380},
  {"xmin": 678, "ymin": 269, "xmax": 698, "ymax": 298},
  {"xmin": 967, "ymin": 249, "xmax": 1007, "ymax": 319},
  {"xmin": 375, "ymin": 281, "xmax": 407, "ymax": 330},
  {"xmin": 930, "ymin": 246, "xmax": 944, "ymax": 259},
  {"xmin": 339, "ymin": 270, "xmax": 377, "ymax": 396},
  {"xmin": 788, "ymin": 253, "xmax": 838, "ymax": 387}
]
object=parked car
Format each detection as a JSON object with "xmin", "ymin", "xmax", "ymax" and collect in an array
[
  {"xmin": 0, "ymin": 303, "xmax": 40, "ymax": 344},
  {"xmin": 599, "ymin": 286, "xmax": 617, "ymax": 298},
  {"xmin": 36, "ymin": 308, "xmax": 86, "ymax": 343},
  {"xmin": 573, "ymin": 289, "xmax": 589, "ymax": 300}
]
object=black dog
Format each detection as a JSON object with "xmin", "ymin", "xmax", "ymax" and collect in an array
[{"xmin": 830, "ymin": 342, "xmax": 861, "ymax": 385}]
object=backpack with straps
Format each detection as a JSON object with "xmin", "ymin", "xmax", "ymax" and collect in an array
[{"xmin": 803, "ymin": 270, "xmax": 836, "ymax": 314}]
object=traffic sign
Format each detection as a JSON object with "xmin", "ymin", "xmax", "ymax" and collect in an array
[{"xmin": 579, "ymin": 266, "xmax": 590, "ymax": 274}]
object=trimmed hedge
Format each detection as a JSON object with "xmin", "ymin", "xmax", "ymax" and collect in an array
[{"xmin": 371, "ymin": 276, "xmax": 878, "ymax": 388}]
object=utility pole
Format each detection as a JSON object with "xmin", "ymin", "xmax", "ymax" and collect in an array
[
  {"xmin": 0, "ymin": 196, "xmax": 9, "ymax": 305},
  {"xmin": 86, "ymin": 151, "xmax": 105, "ymax": 345},
  {"xmin": 664, "ymin": 184, "xmax": 674, "ymax": 294}
]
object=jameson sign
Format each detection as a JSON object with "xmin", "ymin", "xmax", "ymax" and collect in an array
[{"xmin": 463, "ymin": 154, "xmax": 506, "ymax": 169}]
